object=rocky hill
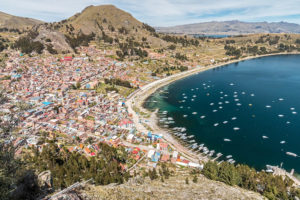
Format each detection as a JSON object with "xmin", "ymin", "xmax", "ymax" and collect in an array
[
  {"xmin": 78, "ymin": 170, "xmax": 265, "ymax": 200},
  {"xmin": 0, "ymin": 11, "xmax": 42, "ymax": 31},
  {"xmin": 156, "ymin": 20, "xmax": 300, "ymax": 35}
]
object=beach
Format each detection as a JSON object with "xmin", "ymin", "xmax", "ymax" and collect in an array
[{"xmin": 125, "ymin": 52, "xmax": 300, "ymax": 164}]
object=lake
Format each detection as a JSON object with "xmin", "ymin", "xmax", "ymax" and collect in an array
[{"xmin": 144, "ymin": 54, "xmax": 300, "ymax": 173}]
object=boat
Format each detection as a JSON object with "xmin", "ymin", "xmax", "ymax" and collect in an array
[
  {"xmin": 236, "ymin": 103, "xmax": 242, "ymax": 106},
  {"xmin": 233, "ymin": 127, "xmax": 240, "ymax": 131},
  {"xmin": 225, "ymin": 101, "xmax": 230, "ymax": 104},
  {"xmin": 280, "ymin": 141, "xmax": 286, "ymax": 144},
  {"xmin": 214, "ymin": 123, "xmax": 219, "ymax": 127},
  {"xmin": 262, "ymin": 135, "xmax": 269, "ymax": 139},
  {"xmin": 191, "ymin": 99, "xmax": 195, "ymax": 101},
  {"xmin": 192, "ymin": 112, "xmax": 197, "ymax": 115},
  {"xmin": 200, "ymin": 115, "xmax": 206, "ymax": 119},
  {"xmin": 183, "ymin": 115, "xmax": 188, "ymax": 118},
  {"xmin": 234, "ymin": 99, "xmax": 239, "ymax": 102},
  {"xmin": 224, "ymin": 138, "xmax": 231, "ymax": 142},
  {"xmin": 226, "ymin": 155, "xmax": 232, "ymax": 159},
  {"xmin": 290, "ymin": 107, "xmax": 295, "ymax": 110},
  {"xmin": 278, "ymin": 114, "xmax": 284, "ymax": 118},
  {"xmin": 187, "ymin": 135, "xmax": 194, "ymax": 138},
  {"xmin": 223, "ymin": 121, "xmax": 228, "ymax": 124},
  {"xmin": 210, "ymin": 103, "xmax": 214, "ymax": 106},
  {"xmin": 219, "ymin": 106, "xmax": 223, "ymax": 109},
  {"xmin": 286, "ymin": 152, "xmax": 298, "ymax": 157},
  {"xmin": 230, "ymin": 83, "xmax": 234, "ymax": 86},
  {"xmin": 278, "ymin": 98, "xmax": 284, "ymax": 101},
  {"xmin": 292, "ymin": 111, "xmax": 297, "ymax": 114},
  {"xmin": 231, "ymin": 117, "xmax": 237, "ymax": 120},
  {"xmin": 266, "ymin": 105, "xmax": 271, "ymax": 108},
  {"xmin": 213, "ymin": 110, "xmax": 218, "ymax": 112},
  {"xmin": 218, "ymin": 102, "xmax": 223, "ymax": 105},
  {"xmin": 193, "ymin": 95, "xmax": 197, "ymax": 98},
  {"xmin": 251, "ymin": 94, "xmax": 255, "ymax": 96}
]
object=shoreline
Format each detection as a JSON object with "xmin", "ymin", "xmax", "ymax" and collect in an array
[{"xmin": 125, "ymin": 52, "xmax": 300, "ymax": 164}]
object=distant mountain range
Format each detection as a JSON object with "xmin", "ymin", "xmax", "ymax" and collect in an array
[
  {"xmin": 0, "ymin": 11, "xmax": 43, "ymax": 30},
  {"xmin": 156, "ymin": 20, "xmax": 300, "ymax": 35}
]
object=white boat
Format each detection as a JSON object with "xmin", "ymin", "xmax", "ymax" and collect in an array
[
  {"xmin": 200, "ymin": 115, "xmax": 206, "ymax": 119},
  {"xmin": 262, "ymin": 135, "xmax": 269, "ymax": 139},
  {"xmin": 192, "ymin": 112, "xmax": 197, "ymax": 115},
  {"xmin": 214, "ymin": 123, "xmax": 219, "ymax": 127},
  {"xmin": 280, "ymin": 141, "xmax": 286, "ymax": 144},
  {"xmin": 224, "ymin": 138, "xmax": 231, "ymax": 142},
  {"xmin": 210, "ymin": 103, "xmax": 214, "ymax": 106},
  {"xmin": 233, "ymin": 95, "xmax": 238, "ymax": 98},
  {"xmin": 286, "ymin": 152, "xmax": 298, "ymax": 157},
  {"xmin": 191, "ymin": 99, "xmax": 195, "ymax": 101},
  {"xmin": 278, "ymin": 114, "xmax": 284, "ymax": 118},
  {"xmin": 292, "ymin": 111, "xmax": 297, "ymax": 114},
  {"xmin": 230, "ymin": 83, "xmax": 234, "ymax": 86},
  {"xmin": 218, "ymin": 102, "xmax": 223, "ymax": 105},
  {"xmin": 183, "ymin": 115, "xmax": 188, "ymax": 118},
  {"xmin": 180, "ymin": 106, "xmax": 183, "ymax": 108},
  {"xmin": 251, "ymin": 94, "xmax": 255, "ymax": 96},
  {"xmin": 286, "ymin": 121, "xmax": 291, "ymax": 124},
  {"xmin": 242, "ymin": 92, "xmax": 246, "ymax": 95},
  {"xmin": 193, "ymin": 95, "xmax": 197, "ymax": 98},
  {"xmin": 226, "ymin": 155, "xmax": 232, "ymax": 159},
  {"xmin": 223, "ymin": 121, "xmax": 228, "ymax": 124},
  {"xmin": 234, "ymin": 99, "xmax": 239, "ymax": 102},
  {"xmin": 233, "ymin": 127, "xmax": 240, "ymax": 131},
  {"xmin": 225, "ymin": 101, "xmax": 230, "ymax": 104},
  {"xmin": 182, "ymin": 100, "xmax": 186, "ymax": 102},
  {"xmin": 236, "ymin": 103, "xmax": 242, "ymax": 106},
  {"xmin": 290, "ymin": 107, "xmax": 295, "ymax": 111},
  {"xmin": 231, "ymin": 117, "xmax": 237, "ymax": 120},
  {"xmin": 219, "ymin": 106, "xmax": 223, "ymax": 109},
  {"xmin": 278, "ymin": 98, "xmax": 284, "ymax": 101},
  {"xmin": 213, "ymin": 110, "xmax": 218, "ymax": 112},
  {"xmin": 266, "ymin": 105, "xmax": 271, "ymax": 108},
  {"xmin": 220, "ymin": 91, "xmax": 224, "ymax": 94}
]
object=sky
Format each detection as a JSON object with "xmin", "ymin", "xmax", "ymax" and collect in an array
[{"xmin": 1, "ymin": 0, "xmax": 300, "ymax": 27}]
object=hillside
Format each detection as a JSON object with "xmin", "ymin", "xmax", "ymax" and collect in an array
[
  {"xmin": 156, "ymin": 20, "xmax": 300, "ymax": 35},
  {"xmin": 0, "ymin": 11, "xmax": 42, "ymax": 30},
  {"xmin": 76, "ymin": 169, "xmax": 265, "ymax": 200},
  {"xmin": 63, "ymin": 5, "xmax": 143, "ymax": 35}
]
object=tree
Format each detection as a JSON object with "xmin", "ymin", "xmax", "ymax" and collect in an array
[
  {"xmin": 185, "ymin": 177, "xmax": 189, "ymax": 184},
  {"xmin": 192, "ymin": 175, "xmax": 198, "ymax": 183},
  {"xmin": 202, "ymin": 161, "xmax": 218, "ymax": 180}
]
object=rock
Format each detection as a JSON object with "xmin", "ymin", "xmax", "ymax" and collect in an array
[
  {"xmin": 51, "ymin": 191, "xmax": 81, "ymax": 200},
  {"xmin": 38, "ymin": 170, "xmax": 53, "ymax": 190}
]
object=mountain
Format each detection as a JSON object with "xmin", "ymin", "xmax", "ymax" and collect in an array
[
  {"xmin": 62, "ymin": 5, "xmax": 143, "ymax": 35},
  {"xmin": 32, "ymin": 5, "xmax": 167, "ymax": 53},
  {"xmin": 156, "ymin": 20, "xmax": 300, "ymax": 35},
  {"xmin": 0, "ymin": 11, "xmax": 43, "ymax": 30}
]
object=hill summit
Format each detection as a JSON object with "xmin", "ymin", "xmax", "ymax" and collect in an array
[
  {"xmin": 61, "ymin": 5, "xmax": 143, "ymax": 35},
  {"xmin": 0, "ymin": 11, "xmax": 43, "ymax": 30}
]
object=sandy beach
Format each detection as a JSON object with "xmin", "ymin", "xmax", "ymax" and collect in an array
[{"xmin": 125, "ymin": 52, "xmax": 300, "ymax": 164}]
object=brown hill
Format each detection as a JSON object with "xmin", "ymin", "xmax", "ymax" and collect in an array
[
  {"xmin": 0, "ymin": 11, "xmax": 43, "ymax": 30},
  {"xmin": 64, "ymin": 5, "xmax": 143, "ymax": 35}
]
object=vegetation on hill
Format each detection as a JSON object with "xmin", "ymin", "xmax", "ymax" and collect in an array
[
  {"xmin": 202, "ymin": 161, "xmax": 300, "ymax": 200},
  {"xmin": 26, "ymin": 142, "xmax": 130, "ymax": 189}
]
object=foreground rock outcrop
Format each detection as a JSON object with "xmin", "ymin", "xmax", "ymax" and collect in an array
[{"xmin": 80, "ymin": 170, "xmax": 265, "ymax": 200}]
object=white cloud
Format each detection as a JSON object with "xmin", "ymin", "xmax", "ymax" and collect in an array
[{"xmin": 0, "ymin": 0, "xmax": 300, "ymax": 26}]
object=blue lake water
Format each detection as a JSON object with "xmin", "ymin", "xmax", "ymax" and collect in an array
[{"xmin": 144, "ymin": 55, "xmax": 300, "ymax": 173}]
